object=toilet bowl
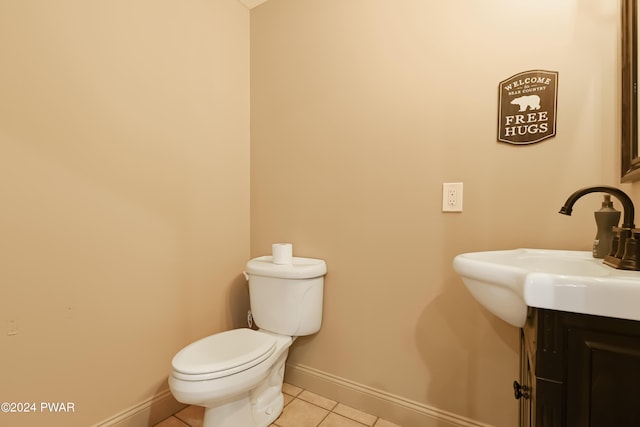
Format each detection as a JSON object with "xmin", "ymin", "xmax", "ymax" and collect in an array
[
  {"xmin": 168, "ymin": 255, "xmax": 327, "ymax": 427},
  {"xmin": 169, "ymin": 329, "xmax": 292, "ymax": 427}
]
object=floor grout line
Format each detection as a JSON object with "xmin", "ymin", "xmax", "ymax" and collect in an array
[{"xmin": 278, "ymin": 394, "xmax": 375, "ymax": 426}]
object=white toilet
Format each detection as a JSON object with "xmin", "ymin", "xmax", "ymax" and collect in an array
[{"xmin": 168, "ymin": 255, "xmax": 327, "ymax": 427}]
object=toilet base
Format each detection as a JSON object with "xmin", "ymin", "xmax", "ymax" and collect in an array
[
  {"xmin": 200, "ymin": 347, "xmax": 289, "ymax": 427},
  {"xmin": 202, "ymin": 392, "xmax": 283, "ymax": 427},
  {"xmin": 202, "ymin": 372, "xmax": 284, "ymax": 427},
  {"xmin": 203, "ymin": 395, "xmax": 255, "ymax": 427}
]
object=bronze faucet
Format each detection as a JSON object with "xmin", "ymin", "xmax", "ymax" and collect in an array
[{"xmin": 559, "ymin": 186, "xmax": 639, "ymax": 271}]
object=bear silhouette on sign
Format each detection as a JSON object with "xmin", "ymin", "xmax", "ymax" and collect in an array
[{"xmin": 510, "ymin": 95, "xmax": 541, "ymax": 112}]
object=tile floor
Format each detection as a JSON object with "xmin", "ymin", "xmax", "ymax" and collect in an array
[{"xmin": 155, "ymin": 383, "xmax": 402, "ymax": 427}]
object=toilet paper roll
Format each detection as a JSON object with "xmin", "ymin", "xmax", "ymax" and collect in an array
[{"xmin": 272, "ymin": 243, "xmax": 293, "ymax": 265}]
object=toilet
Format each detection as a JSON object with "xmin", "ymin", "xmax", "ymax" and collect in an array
[{"xmin": 168, "ymin": 255, "xmax": 327, "ymax": 427}]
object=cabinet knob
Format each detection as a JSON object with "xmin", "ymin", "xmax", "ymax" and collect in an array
[{"xmin": 513, "ymin": 380, "xmax": 530, "ymax": 400}]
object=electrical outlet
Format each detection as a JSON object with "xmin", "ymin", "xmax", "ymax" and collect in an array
[{"xmin": 442, "ymin": 182, "xmax": 463, "ymax": 212}]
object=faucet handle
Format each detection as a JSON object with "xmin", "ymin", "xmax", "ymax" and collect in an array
[
  {"xmin": 608, "ymin": 227, "xmax": 622, "ymax": 258},
  {"xmin": 620, "ymin": 231, "xmax": 640, "ymax": 270},
  {"xmin": 615, "ymin": 228, "xmax": 633, "ymax": 260},
  {"xmin": 603, "ymin": 227, "xmax": 638, "ymax": 270}
]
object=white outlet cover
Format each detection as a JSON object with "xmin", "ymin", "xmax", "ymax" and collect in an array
[{"xmin": 442, "ymin": 182, "xmax": 463, "ymax": 212}]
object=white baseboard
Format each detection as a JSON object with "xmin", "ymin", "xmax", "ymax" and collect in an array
[
  {"xmin": 93, "ymin": 389, "xmax": 187, "ymax": 427},
  {"xmin": 284, "ymin": 363, "xmax": 494, "ymax": 427}
]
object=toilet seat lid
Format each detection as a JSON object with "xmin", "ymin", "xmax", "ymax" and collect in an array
[{"xmin": 172, "ymin": 329, "xmax": 276, "ymax": 376}]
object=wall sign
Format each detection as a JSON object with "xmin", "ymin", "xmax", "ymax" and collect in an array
[{"xmin": 497, "ymin": 70, "xmax": 558, "ymax": 145}]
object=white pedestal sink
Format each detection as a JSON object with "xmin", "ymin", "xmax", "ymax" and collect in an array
[{"xmin": 453, "ymin": 248, "xmax": 640, "ymax": 327}]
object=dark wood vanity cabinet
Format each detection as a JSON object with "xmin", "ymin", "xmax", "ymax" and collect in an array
[{"xmin": 519, "ymin": 308, "xmax": 640, "ymax": 427}]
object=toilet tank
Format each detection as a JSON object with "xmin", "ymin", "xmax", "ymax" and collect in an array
[{"xmin": 245, "ymin": 256, "xmax": 327, "ymax": 336}]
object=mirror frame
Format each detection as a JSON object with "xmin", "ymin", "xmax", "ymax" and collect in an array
[{"xmin": 622, "ymin": 0, "xmax": 640, "ymax": 181}]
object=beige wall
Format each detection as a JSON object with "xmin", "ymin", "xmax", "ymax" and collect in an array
[
  {"xmin": 0, "ymin": 1, "xmax": 250, "ymax": 426},
  {"xmin": 251, "ymin": 1, "xmax": 630, "ymax": 426},
  {"xmin": 1, "ymin": 0, "xmax": 636, "ymax": 426}
]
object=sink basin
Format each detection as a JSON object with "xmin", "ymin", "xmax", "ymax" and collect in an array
[{"xmin": 453, "ymin": 248, "xmax": 640, "ymax": 327}]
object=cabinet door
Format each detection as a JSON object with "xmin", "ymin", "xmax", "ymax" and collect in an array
[
  {"xmin": 566, "ymin": 328, "xmax": 640, "ymax": 426},
  {"xmin": 534, "ymin": 379, "xmax": 562, "ymax": 427}
]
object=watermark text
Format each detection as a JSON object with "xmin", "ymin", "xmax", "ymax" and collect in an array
[{"xmin": 1, "ymin": 401, "xmax": 75, "ymax": 413}]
